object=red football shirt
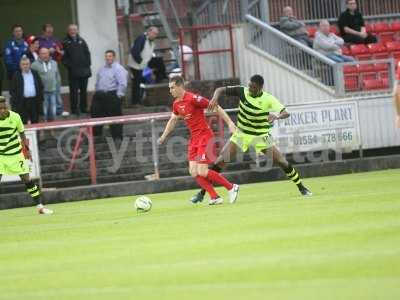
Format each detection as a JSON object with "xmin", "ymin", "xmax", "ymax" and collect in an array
[{"xmin": 172, "ymin": 91, "xmax": 212, "ymax": 137}]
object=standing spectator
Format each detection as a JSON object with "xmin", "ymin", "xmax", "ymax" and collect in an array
[
  {"xmin": 3, "ymin": 24, "xmax": 29, "ymax": 83},
  {"xmin": 62, "ymin": 24, "xmax": 91, "ymax": 115},
  {"xmin": 279, "ymin": 6, "xmax": 313, "ymax": 47},
  {"xmin": 338, "ymin": 0, "xmax": 377, "ymax": 44},
  {"xmin": 31, "ymin": 48, "xmax": 60, "ymax": 122},
  {"xmin": 314, "ymin": 20, "xmax": 355, "ymax": 62},
  {"xmin": 38, "ymin": 24, "xmax": 63, "ymax": 60},
  {"xmin": 38, "ymin": 24, "xmax": 67, "ymax": 116},
  {"xmin": 10, "ymin": 57, "xmax": 43, "ymax": 124},
  {"xmin": 25, "ymin": 35, "xmax": 39, "ymax": 63},
  {"xmin": 128, "ymin": 27, "xmax": 159, "ymax": 105},
  {"xmin": 91, "ymin": 50, "xmax": 127, "ymax": 140}
]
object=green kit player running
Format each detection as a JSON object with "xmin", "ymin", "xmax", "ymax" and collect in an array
[
  {"xmin": 191, "ymin": 74, "xmax": 312, "ymax": 203},
  {"xmin": 0, "ymin": 96, "xmax": 53, "ymax": 214}
]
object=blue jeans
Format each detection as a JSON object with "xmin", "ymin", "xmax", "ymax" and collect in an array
[
  {"xmin": 56, "ymin": 82, "xmax": 63, "ymax": 114},
  {"xmin": 326, "ymin": 54, "xmax": 355, "ymax": 63},
  {"xmin": 43, "ymin": 92, "xmax": 57, "ymax": 121}
]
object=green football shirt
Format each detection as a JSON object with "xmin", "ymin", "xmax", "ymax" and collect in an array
[{"xmin": 0, "ymin": 111, "xmax": 24, "ymax": 156}]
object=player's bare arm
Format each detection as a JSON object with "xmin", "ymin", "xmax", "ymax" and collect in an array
[
  {"xmin": 158, "ymin": 113, "xmax": 179, "ymax": 144},
  {"xmin": 215, "ymin": 105, "xmax": 236, "ymax": 134},
  {"xmin": 208, "ymin": 86, "xmax": 242, "ymax": 111},
  {"xmin": 19, "ymin": 132, "xmax": 32, "ymax": 161},
  {"xmin": 268, "ymin": 109, "xmax": 290, "ymax": 123}
]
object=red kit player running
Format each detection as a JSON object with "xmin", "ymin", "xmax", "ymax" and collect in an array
[{"xmin": 158, "ymin": 76, "xmax": 239, "ymax": 205}]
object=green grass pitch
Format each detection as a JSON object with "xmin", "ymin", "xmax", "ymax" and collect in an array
[{"xmin": 1, "ymin": 169, "xmax": 400, "ymax": 300}]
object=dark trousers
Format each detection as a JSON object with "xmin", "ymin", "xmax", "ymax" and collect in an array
[
  {"xmin": 90, "ymin": 91, "xmax": 123, "ymax": 139},
  {"xmin": 18, "ymin": 97, "xmax": 40, "ymax": 124},
  {"xmin": 130, "ymin": 67, "xmax": 143, "ymax": 105},
  {"xmin": 343, "ymin": 33, "xmax": 377, "ymax": 44},
  {"xmin": 69, "ymin": 76, "xmax": 88, "ymax": 114}
]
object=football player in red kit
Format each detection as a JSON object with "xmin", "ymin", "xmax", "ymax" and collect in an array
[{"xmin": 158, "ymin": 75, "xmax": 239, "ymax": 205}]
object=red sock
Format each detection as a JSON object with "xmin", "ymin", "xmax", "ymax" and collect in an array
[
  {"xmin": 195, "ymin": 176, "xmax": 218, "ymax": 199},
  {"xmin": 206, "ymin": 170, "xmax": 233, "ymax": 190}
]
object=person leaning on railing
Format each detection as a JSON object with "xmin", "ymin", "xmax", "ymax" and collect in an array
[
  {"xmin": 313, "ymin": 20, "xmax": 355, "ymax": 63},
  {"xmin": 279, "ymin": 6, "xmax": 313, "ymax": 48},
  {"xmin": 338, "ymin": 0, "xmax": 377, "ymax": 45},
  {"xmin": 91, "ymin": 50, "xmax": 128, "ymax": 141}
]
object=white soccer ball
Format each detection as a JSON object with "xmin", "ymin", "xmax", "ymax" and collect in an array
[{"xmin": 135, "ymin": 196, "xmax": 152, "ymax": 212}]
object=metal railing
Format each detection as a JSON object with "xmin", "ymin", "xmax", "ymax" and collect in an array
[
  {"xmin": 245, "ymin": 14, "xmax": 339, "ymax": 92},
  {"xmin": 193, "ymin": 0, "xmax": 400, "ymax": 26}
]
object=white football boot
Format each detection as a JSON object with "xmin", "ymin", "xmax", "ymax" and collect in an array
[
  {"xmin": 209, "ymin": 197, "xmax": 224, "ymax": 205},
  {"xmin": 37, "ymin": 204, "xmax": 54, "ymax": 215},
  {"xmin": 228, "ymin": 184, "xmax": 240, "ymax": 204}
]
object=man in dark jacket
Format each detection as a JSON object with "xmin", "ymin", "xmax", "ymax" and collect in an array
[
  {"xmin": 10, "ymin": 57, "xmax": 43, "ymax": 124},
  {"xmin": 128, "ymin": 27, "xmax": 159, "ymax": 105},
  {"xmin": 62, "ymin": 24, "xmax": 91, "ymax": 115}
]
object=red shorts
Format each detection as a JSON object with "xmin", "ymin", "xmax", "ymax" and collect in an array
[{"xmin": 188, "ymin": 131, "xmax": 216, "ymax": 164}]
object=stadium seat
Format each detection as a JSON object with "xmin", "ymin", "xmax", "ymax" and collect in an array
[
  {"xmin": 307, "ymin": 27, "xmax": 317, "ymax": 38},
  {"xmin": 382, "ymin": 78, "xmax": 390, "ymax": 88},
  {"xmin": 365, "ymin": 23, "xmax": 373, "ymax": 33},
  {"xmin": 343, "ymin": 64, "xmax": 358, "ymax": 74},
  {"xmin": 330, "ymin": 25, "xmax": 339, "ymax": 35},
  {"xmin": 341, "ymin": 46, "xmax": 351, "ymax": 56},
  {"xmin": 386, "ymin": 41, "xmax": 400, "ymax": 64},
  {"xmin": 358, "ymin": 64, "xmax": 376, "ymax": 81},
  {"xmin": 367, "ymin": 43, "xmax": 389, "ymax": 59},
  {"xmin": 390, "ymin": 21, "xmax": 400, "ymax": 32},
  {"xmin": 372, "ymin": 22, "xmax": 391, "ymax": 33},
  {"xmin": 378, "ymin": 33, "xmax": 394, "ymax": 44},
  {"xmin": 363, "ymin": 78, "xmax": 385, "ymax": 90},
  {"xmin": 345, "ymin": 77, "xmax": 359, "ymax": 92},
  {"xmin": 350, "ymin": 44, "xmax": 371, "ymax": 60}
]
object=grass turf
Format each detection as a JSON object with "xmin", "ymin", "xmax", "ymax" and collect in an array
[{"xmin": 0, "ymin": 169, "xmax": 399, "ymax": 300}]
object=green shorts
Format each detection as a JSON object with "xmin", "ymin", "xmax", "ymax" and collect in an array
[
  {"xmin": 230, "ymin": 130, "xmax": 273, "ymax": 154},
  {"xmin": 0, "ymin": 153, "xmax": 30, "ymax": 176}
]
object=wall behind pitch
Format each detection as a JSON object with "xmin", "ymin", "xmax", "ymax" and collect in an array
[{"xmin": 76, "ymin": 0, "xmax": 119, "ymax": 91}]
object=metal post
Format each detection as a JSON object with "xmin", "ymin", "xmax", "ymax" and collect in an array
[
  {"xmin": 333, "ymin": 63, "xmax": 345, "ymax": 97},
  {"xmin": 240, "ymin": 0, "xmax": 249, "ymax": 21},
  {"xmin": 259, "ymin": 0, "xmax": 269, "ymax": 23},
  {"xmin": 179, "ymin": 28, "xmax": 186, "ymax": 78},
  {"xmin": 228, "ymin": 25, "xmax": 236, "ymax": 78},
  {"xmin": 150, "ymin": 119, "xmax": 160, "ymax": 180},
  {"xmin": 87, "ymin": 126, "xmax": 97, "ymax": 185}
]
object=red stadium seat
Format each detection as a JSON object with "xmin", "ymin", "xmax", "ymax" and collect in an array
[
  {"xmin": 350, "ymin": 44, "xmax": 371, "ymax": 60},
  {"xmin": 372, "ymin": 22, "xmax": 391, "ymax": 33},
  {"xmin": 365, "ymin": 24, "xmax": 373, "ymax": 33},
  {"xmin": 363, "ymin": 79, "xmax": 385, "ymax": 90},
  {"xmin": 367, "ymin": 43, "xmax": 389, "ymax": 59},
  {"xmin": 358, "ymin": 64, "xmax": 376, "ymax": 81},
  {"xmin": 378, "ymin": 33, "xmax": 394, "ymax": 44},
  {"xmin": 386, "ymin": 41, "xmax": 400, "ymax": 63},
  {"xmin": 382, "ymin": 78, "xmax": 390, "ymax": 88},
  {"xmin": 390, "ymin": 22, "xmax": 400, "ymax": 32},
  {"xmin": 330, "ymin": 25, "xmax": 339, "ymax": 35},
  {"xmin": 341, "ymin": 46, "xmax": 351, "ymax": 56},
  {"xmin": 345, "ymin": 77, "xmax": 359, "ymax": 92},
  {"xmin": 307, "ymin": 27, "xmax": 317, "ymax": 38},
  {"xmin": 343, "ymin": 64, "xmax": 358, "ymax": 74}
]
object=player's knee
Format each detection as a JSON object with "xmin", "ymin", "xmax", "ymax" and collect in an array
[{"xmin": 189, "ymin": 167, "xmax": 198, "ymax": 177}]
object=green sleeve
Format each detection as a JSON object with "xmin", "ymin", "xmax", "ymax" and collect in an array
[
  {"xmin": 16, "ymin": 113, "xmax": 25, "ymax": 133},
  {"xmin": 267, "ymin": 95, "xmax": 285, "ymax": 113}
]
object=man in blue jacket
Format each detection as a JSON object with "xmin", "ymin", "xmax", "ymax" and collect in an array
[
  {"xmin": 3, "ymin": 24, "xmax": 28, "ymax": 81},
  {"xmin": 127, "ymin": 27, "xmax": 159, "ymax": 105}
]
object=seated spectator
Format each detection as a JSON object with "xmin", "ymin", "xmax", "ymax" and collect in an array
[
  {"xmin": 31, "ymin": 48, "xmax": 61, "ymax": 122},
  {"xmin": 91, "ymin": 50, "xmax": 128, "ymax": 140},
  {"xmin": 280, "ymin": 6, "xmax": 313, "ymax": 47},
  {"xmin": 26, "ymin": 35, "xmax": 39, "ymax": 63},
  {"xmin": 10, "ymin": 57, "xmax": 43, "ymax": 124},
  {"xmin": 338, "ymin": 0, "xmax": 377, "ymax": 44},
  {"xmin": 128, "ymin": 27, "xmax": 159, "ymax": 105},
  {"xmin": 314, "ymin": 20, "xmax": 355, "ymax": 63},
  {"xmin": 3, "ymin": 24, "xmax": 29, "ymax": 84}
]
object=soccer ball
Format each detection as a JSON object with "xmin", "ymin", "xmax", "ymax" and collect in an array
[{"xmin": 135, "ymin": 196, "xmax": 152, "ymax": 212}]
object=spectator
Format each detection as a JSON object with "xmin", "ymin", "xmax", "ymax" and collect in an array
[
  {"xmin": 38, "ymin": 24, "xmax": 63, "ymax": 60},
  {"xmin": 128, "ymin": 27, "xmax": 159, "ymax": 105},
  {"xmin": 338, "ymin": 0, "xmax": 377, "ymax": 44},
  {"xmin": 91, "ymin": 50, "xmax": 128, "ymax": 140},
  {"xmin": 25, "ymin": 35, "xmax": 39, "ymax": 63},
  {"xmin": 38, "ymin": 23, "xmax": 66, "ymax": 116},
  {"xmin": 280, "ymin": 6, "xmax": 313, "ymax": 47},
  {"xmin": 62, "ymin": 24, "xmax": 91, "ymax": 115},
  {"xmin": 3, "ymin": 24, "xmax": 29, "ymax": 83},
  {"xmin": 10, "ymin": 57, "xmax": 43, "ymax": 124},
  {"xmin": 31, "ymin": 48, "xmax": 60, "ymax": 122},
  {"xmin": 314, "ymin": 20, "xmax": 355, "ymax": 62}
]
